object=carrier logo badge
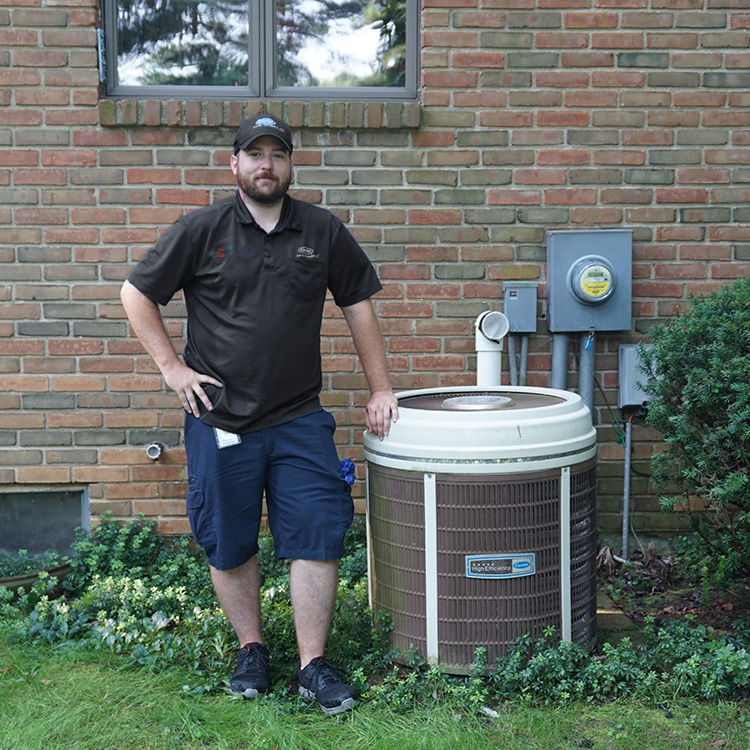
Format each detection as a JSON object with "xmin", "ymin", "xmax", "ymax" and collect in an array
[
  {"xmin": 295, "ymin": 246, "xmax": 319, "ymax": 260},
  {"xmin": 465, "ymin": 553, "xmax": 536, "ymax": 579}
]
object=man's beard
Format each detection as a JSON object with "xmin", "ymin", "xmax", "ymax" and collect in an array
[{"xmin": 236, "ymin": 170, "xmax": 291, "ymax": 206}]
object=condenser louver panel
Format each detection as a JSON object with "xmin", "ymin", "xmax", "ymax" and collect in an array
[
  {"xmin": 365, "ymin": 386, "xmax": 598, "ymax": 674},
  {"xmin": 368, "ymin": 469, "xmax": 427, "ymax": 658}
]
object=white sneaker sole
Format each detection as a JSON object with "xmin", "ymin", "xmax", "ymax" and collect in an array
[
  {"xmin": 230, "ymin": 687, "xmax": 260, "ymax": 699},
  {"xmin": 299, "ymin": 687, "xmax": 359, "ymax": 714}
]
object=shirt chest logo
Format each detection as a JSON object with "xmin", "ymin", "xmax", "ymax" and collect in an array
[
  {"xmin": 216, "ymin": 247, "xmax": 255, "ymax": 258},
  {"xmin": 295, "ymin": 246, "xmax": 320, "ymax": 260}
]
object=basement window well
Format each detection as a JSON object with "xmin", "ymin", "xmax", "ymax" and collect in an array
[{"xmin": 0, "ymin": 489, "xmax": 89, "ymax": 556}]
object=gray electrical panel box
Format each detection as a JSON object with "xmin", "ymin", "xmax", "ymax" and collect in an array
[
  {"xmin": 502, "ymin": 282, "xmax": 538, "ymax": 333},
  {"xmin": 547, "ymin": 229, "xmax": 633, "ymax": 332},
  {"xmin": 618, "ymin": 344, "xmax": 652, "ymax": 409}
]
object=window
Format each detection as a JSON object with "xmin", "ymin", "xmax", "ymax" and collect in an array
[
  {"xmin": 103, "ymin": 0, "xmax": 418, "ymax": 100},
  {"xmin": 0, "ymin": 489, "xmax": 89, "ymax": 557}
]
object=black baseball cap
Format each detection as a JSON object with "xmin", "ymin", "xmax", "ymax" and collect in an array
[{"xmin": 233, "ymin": 115, "xmax": 293, "ymax": 155}]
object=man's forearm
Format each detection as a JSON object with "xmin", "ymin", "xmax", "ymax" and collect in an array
[
  {"xmin": 342, "ymin": 298, "xmax": 398, "ymax": 439},
  {"xmin": 341, "ymin": 299, "xmax": 392, "ymax": 394},
  {"xmin": 120, "ymin": 279, "xmax": 181, "ymax": 375},
  {"xmin": 120, "ymin": 279, "xmax": 223, "ymax": 415}
]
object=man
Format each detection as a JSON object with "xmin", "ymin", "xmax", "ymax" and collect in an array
[{"xmin": 120, "ymin": 114, "xmax": 398, "ymax": 715}]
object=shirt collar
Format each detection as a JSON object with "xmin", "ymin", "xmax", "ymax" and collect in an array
[{"xmin": 233, "ymin": 191, "xmax": 303, "ymax": 233}]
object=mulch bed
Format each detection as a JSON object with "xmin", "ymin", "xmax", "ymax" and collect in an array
[{"xmin": 597, "ymin": 544, "xmax": 750, "ymax": 633}]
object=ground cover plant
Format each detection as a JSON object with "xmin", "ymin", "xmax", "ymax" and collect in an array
[
  {"xmin": 3, "ymin": 517, "xmax": 750, "ymax": 747},
  {"xmin": 0, "ymin": 548, "xmax": 70, "ymax": 578},
  {"xmin": 3, "ymin": 515, "xmax": 750, "ymax": 713}
]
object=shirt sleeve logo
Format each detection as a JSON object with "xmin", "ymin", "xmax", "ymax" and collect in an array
[{"xmin": 295, "ymin": 246, "xmax": 320, "ymax": 260}]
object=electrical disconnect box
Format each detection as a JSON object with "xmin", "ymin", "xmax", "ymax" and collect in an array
[
  {"xmin": 618, "ymin": 344, "xmax": 653, "ymax": 410},
  {"xmin": 502, "ymin": 282, "xmax": 538, "ymax": 333},
  {"xmin": 546, "ymin": 229, "xmax": 633, "ymax": 332}
]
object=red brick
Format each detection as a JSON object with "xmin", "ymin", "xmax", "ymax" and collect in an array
[
  {"xmin": 47, "ymin": 412, "xmax": 102, "ymax": 428},
  {"xmin": 0, "ymin": 375, "xmax": 48, "ymax": 392},
  {"xmin": 405, "ymin": 283, "xmax": 460, "ymax": 299},
  {"xmin": 379, "ymin": 302, "xmax": 434, "ymax": 318},
  {"xmin": 108, "ymin": 374, "xmax": 164, "ymax": 391},
  {"xmin": 536, "ymin": 71, "xmax": 589, "ymax": 87},
  {"xmin": 413, "ymin": 355, "xmax": 466, "ymax": 371},
  {"xmin": 74, "ymin": 466, "xmax": 130, "ymax": 483},
  {"xmin": 594, "ymin": 150, "xmax": 646, "ymax": 166},
  {"xmin": 15, "ymin": 168, "xmax": 67, "ymax": 185},
  {"xmin": 422, "ymin": 70, "xmax": 479, "ymax": 87},
  {"xmin": 155, "ymin": 188, "xmax": 211, "ymax": 206},
  {"xmin": 536, "ymin": 32, "xmax": 589, "ymax": 48},
  {"xmin": 127, "ymin": 168, "xmax": 181, "ymax": 184},
  {"xmin": 676, "ymin": 168, "xmax": 730, "ymax": 184},
  {"xmin": 571, "ymin": 207, "xmax": 623, "ymax": 224},
  {"xmin": 451, "ymin": 50, "xmax": 505, "ymax": 68},
  {"xmin": 592, "ymin": 33, "xmax": 644, "ymax": 49},
  {"xmin": 407, "ymin": 209, "xmax": 462, "ymax": 225},
  {"xmin": 544, "ymin": 188, "xmax": 597, "ymax": 205},
  {"xmin": 654, "ymin": 263, "xmax": 707, "ymax": 279},
  {"xmin": 18, "ymin": 467, "xmax": 71, "ymax": 484},
  {"xmin": 51, "ymin": 375, "xmax": 106, "ymax": 392},
  {"xmin": 488, "ymin": 189, "xmax": 541, "ymax": 205},
  {"xmin": 537, "ymin": 149, "xmax": 590, "ymax": 165},
  {"xmin": 423, "ymin": 30, "xmax": 478, "ymax": 47},
  {"xmin": 0, "ymin": 340, "xmax": 44, "ymax": 355},
  {"xmin": 711, "ymin": 263, "xmax": 750, "ymax": 279},
  {"xmin": 655, "ymin": 188, "xmax": 709, "ymax": 204},
  {"xmin": 104, "ymin": 483, "xmax": 159, "ymax": 500},
  {"xmin": 564, "ymin": 11, "xmax": 618, "ymax": 28}
]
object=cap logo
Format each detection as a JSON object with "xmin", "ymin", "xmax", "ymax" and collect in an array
[{"xmin": 255, "ymin": 117, "xmax": 278, "ymax": 129}]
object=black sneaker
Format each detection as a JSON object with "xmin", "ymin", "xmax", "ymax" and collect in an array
[
  {"xmin": 229, "ymin": 642, "xmax": 271, "ymax": 698},
  {"xmin": 297, "ymin": 656, "xmax": 359, "ymax": 715}
]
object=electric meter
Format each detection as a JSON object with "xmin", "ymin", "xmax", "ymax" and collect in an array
[
  {"xmin": 546, "ymin": 229, "xmax": 632, "ymax": 332},
  {"xmin": 568, "ymin": 256, "xmax": 616, "ymax": 305}
]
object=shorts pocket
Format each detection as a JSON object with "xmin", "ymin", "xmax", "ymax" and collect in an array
[
  {"xmin": 185, "ymin": 481, "xmax": 217, "ymax": 554},
  {"xmin": 186, "ymin": 478, "xmax": 204, "ymax": 510}
]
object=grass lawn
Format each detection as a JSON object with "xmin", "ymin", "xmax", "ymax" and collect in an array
[{"xmin": 2, "ymin": 626, "xmax": 749, "ymax": 750}]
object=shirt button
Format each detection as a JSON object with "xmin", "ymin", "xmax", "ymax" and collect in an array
[{"xmin": 264, "ymin": 251, "xmax": 271, "ymax": 257}]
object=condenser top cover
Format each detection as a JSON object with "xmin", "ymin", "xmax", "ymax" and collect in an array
[{"xmin": 363, "ymin": 385, "xmax": 597, "ymax": 475}]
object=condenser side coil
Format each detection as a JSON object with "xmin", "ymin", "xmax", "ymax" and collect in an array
[{"xmin": 367, "ymin": 459, "xmax": 597, "ymax": 674}]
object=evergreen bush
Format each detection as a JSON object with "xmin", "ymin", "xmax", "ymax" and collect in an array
[{"xmin": 640, "ymin": 277, "xmax": 750, "ymax": 580}]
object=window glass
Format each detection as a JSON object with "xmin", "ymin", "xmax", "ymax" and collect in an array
[
  {"xmin": 276, "ymin": 0, "xmax": 407, "ymax": 88},
  {"xmin": 116, "ymin": 0, "xmax": 250, "ymax": 86}
]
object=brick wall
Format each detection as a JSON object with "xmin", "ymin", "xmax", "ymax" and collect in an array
[{"xmin": 2, "ymin": 0, "xmax": 749, "ymax": 547}]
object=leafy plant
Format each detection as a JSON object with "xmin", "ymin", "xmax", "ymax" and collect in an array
[
  {"xmin": 0, "ymin": 549, "xmax": 69, "ymax": 578},
  {"xmin": 5, "ymin": 513, "xmax": 750, "ymax": 708},
  {"xmin": 639, "ymin": 277, "xmax": 750, "ymax": 579}
]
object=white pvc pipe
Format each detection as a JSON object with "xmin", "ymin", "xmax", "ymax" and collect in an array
[{"xmin": 475, "ymin": 311, "xmax": 509, "ymax": 387}]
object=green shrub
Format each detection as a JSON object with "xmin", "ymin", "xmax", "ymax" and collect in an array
[
  {"xmin": 2, "ymin": 515, "xmax": 391, "ymax": 695},
  {"xmin": 640, "ymin": 277, "xmax": 750, "ymax": 579},
  {"xmin": 0, "ymin": 549, "xmax": 70, "ymax": 578}
]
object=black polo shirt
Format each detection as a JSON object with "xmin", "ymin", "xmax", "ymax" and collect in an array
[{"xmin": 127, "ymin": 191, "xmax": 382, "ymax": 433}]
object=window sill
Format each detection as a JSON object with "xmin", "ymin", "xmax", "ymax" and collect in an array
[{"xmin": 98, "ymin": 99, "xmax": 422, "ymax": 130}]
